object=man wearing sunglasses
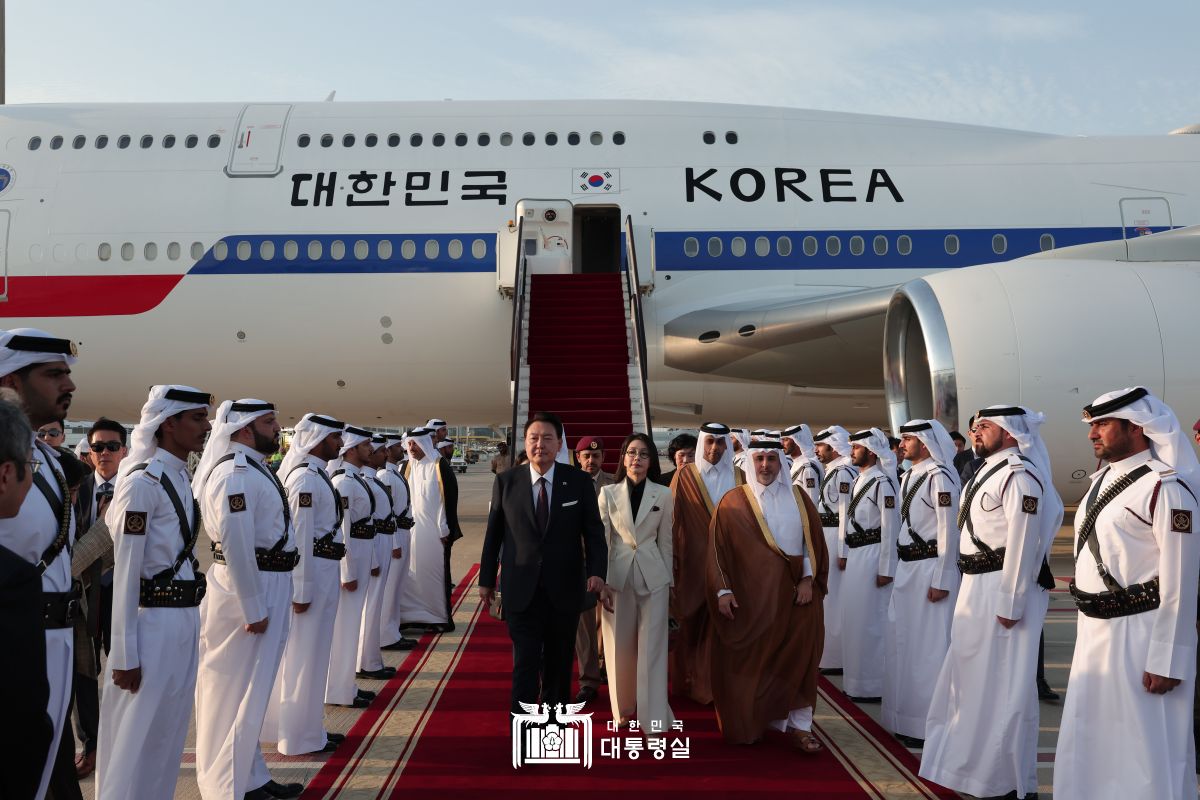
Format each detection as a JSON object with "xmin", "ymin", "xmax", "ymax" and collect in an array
[{"xmin": 38, "ymin": 421, "xmax": 66, "ymax": 448}]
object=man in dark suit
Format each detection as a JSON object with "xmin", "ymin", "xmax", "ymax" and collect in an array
[{"xmin": 480, "ymin": 412, "xmax": 609, "ymax": 714}]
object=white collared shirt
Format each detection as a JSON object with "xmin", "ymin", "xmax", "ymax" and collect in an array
[
  {"xmin": 756, "ymin": 479, "xmax": 813, "ymax": 577},
  {"xmin": 530, "ymin": 462, "xmax": 556, "ymax": 508}
]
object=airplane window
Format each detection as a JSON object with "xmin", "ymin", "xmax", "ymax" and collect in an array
[
  {"xmin": 730, "ymin": 236, "xmax": 747, "ymax": 257},
  {"xmin": 330, "ymin": 240, "xmax": 346, "ymax": 260},
  {"xmin": 73, "ymin": 135, "xmax": 86, "ymax": 150},
  {"xmin": 140, "ymin": 135, "xmax": 153, "ymax": 149},
  {"xmin": 755, "ymin": 236, "xmax": 770, "ymax": 257},
  {"xmin": 320, "ymin": 134, "xmax": 333, "ymax": 148},
  {"xmin": 448, "ymin": 239, "xmax": 463, "ymax": 259},
  {"xmin": 145, "ymin": 243, "xmax": 158, "ymax": 261},
  {"xmin": 425, "ymin": 239, "xmax": 440, "ymax": 260},
  {"xmin": 568, "ymin": 132, "xmax": 580, "ymax": 146},
  {"xmin": 777, "ymin": 236, "xmax": 793, "ymax": 257},
  {"xmin": 873, "ymin": 235, "xmax": 888, "ymax": 256},
  {"xmin": 433, "ymin": 133, "xmax": 446, "ymax": 147},
  {"xmin": 478, "ymin": 133, "xmax": 491, "ymax": 146},
  {"xmin": 365, "ymin": 134, "xmax": 378, "ymax": 147},
  {"xmin": 992, "ymin": 233, "xmax": 1007, "ymax": 254},
  {"xmin": 191, "ymin": 242, "xmax": 204, "ymax": 260},
  {"xmin": 28, "ymin": 136, "xmax": 41, "ymax": 150},
  {"xmin": 410, "ymin": 133, "xmax": 423, "ymax": 147},
  {"xmin": 283, "ymin": 240, "xmax": 298, "ymax": 261},
  {"xmin": 613, "ymin": 131, "xmax": 626, "ymax": 145},
  {"xmin": 590, "ymin": 131, "xmax": 603, "ymax": 145},
  {"xmin": 500, "ymin": 133, "xmax": 513, "ymax": 146},
  {"xmin": 725, "ymin": 131, "xmax": 738, "ymax": 144},
  {"xmin": 121, "ymin": 243, "xmax": 135, "ymax": 261},
  {"xmin": 259, "ymin": 241, "xmax": 274, "ymax": 261},
  {"xmin": 387, "ymin": 134, "xmax": 401, "ymax": 147},
  {"xmin": 702, "ymin": 131, "xmax": 715, "ymax": 145},
  {"xmin": 167, "ymin": 242, "xmax": 181, "ymax": 260},
  {"xmin": 117, "ymin": 135, "xmax": 131, "ymax": 149},
  {"xmin": 97, "ymin": 243, "xmax": 111, "ymax": 261},
  {"xmin": 849, "ymin": 236, "xmax": 865, "ymax": 256},
  {"xmin": 185, "ymin": 135, "xmax": 198, "ymax": 149},
  {"xmin": 343, "ymin": 134, "xmax": 355, "ymax": 147},
  {"xmin": 50, "ymin": 136, "xmax": 63, "ymax": 150},
  {"xmin": 522, "ymin": 133, "xmax": 535, "ymax": 146},
  {"xmin": 455, "ymin": 133, "xmax": 468, "ymax": 147},
  {"xmin": 354, "ymin": 240, "xmax": 369, "ymax": 260},
  {"xmin": 683, "ymin": 237, "xmax": 699, "ymax": 257},
  {"xmin": 897, "ymin": 235, "xmax": 912, "ymax": 255},
  {"xmin": 401, "ymin": 239, "xmax": 417, "ymax": 259},
  {"xmin": 95, "ymin": 135, "xmax": 108, "ymax": 149},
  {"xmin": 707, "ymin": 237, "xmax": 723, "ymax": 258},
  {"xmin": 236, "ymin": 241, "xmax": 251, "ymax": 261},
  {"xmin": 1040, "ymin": 233, "xmax": 1055, "ymax": 251},
  {"xmin": 163, "ymin": 134, "xmax": 176, "ymax": 149},
  {"xmin": 213, "ymin": 241, "xmax": 228, "ymax": 261},
  {"xmin": 308, "ymin": 240, "xmax": 323, "ymax": 261},
  {"xmin": 207, "ymin": 134, "xmax": 221, "ymax": 148},
  {"xmin": 378, "ymin": 240, "xmax": 393, "ymax": 260},
  {"xmin": 472, "ymin": 238, "xmax": 487, "ymax": 259},
  {"xmin": 825, "ymin": 236, "xmax": 841, "ymax": 256},
  {"xmin": 297, "ymin": 134, "xmax": 311, "ymax": 148},
  {"xmin": 545, "ymin": 132, "xmax": 558, "ymax": 146},
  {"xmin": 944, "ymin": 234, "xmax": 959, "ymax": 255},
  {"xmin": 802, "ymin": 236, "xmax": 818, "ymax": 256}
]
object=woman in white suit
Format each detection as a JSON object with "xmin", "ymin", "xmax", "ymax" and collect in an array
[{"xmin": 599, "ymin": 433, "xmax": 675, "ymax": 734}]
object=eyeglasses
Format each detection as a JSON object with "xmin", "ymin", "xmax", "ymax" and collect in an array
[
  {"xmin": 89, "ymin": 441, "xmax": 124, "ymax": 453},
  {"xmin": 37, "ymin": 429, "xmax": 63, "ymax": 439},
  {"xmin": 624, "ymin": 450, "xmax": 652, "ymax": 460}
]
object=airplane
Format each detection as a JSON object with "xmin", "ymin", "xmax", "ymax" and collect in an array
[{"xmin": 0, "ymin": 98, "xmax": 1196, "ymax": 501}]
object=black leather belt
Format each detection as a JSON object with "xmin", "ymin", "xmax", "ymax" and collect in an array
[
  {"xmin": 897, "ymin": 540, "xmax": 939, "ymax": 561},
  {"xmin": 396, "ymin": 514, "xmax": 414, "ymax": 530},
  {"xmin": 44, "ymin": 586, "xmax": 82, "ymax": 629},
  {"xmin": 1069, "ymin": 577, "xmax": 1160, "ymax": 619},
  {"xmin": 349, "ymin": 520, "xmax": 376, "ymax": 540},
  {"xmin": 140, "ymin": 574, "xmax": 206, "ymax": 607},
  {"xmin": 819, "ymin": 513, "xmax": 839, "ymax": 528},
  {"xmin": 958, "ymin": 547, "xmax": 1006, "ymax": 575},
  {"xmin": 211, "ymin": 543, "xmax": 300, "ymax": 572},
  {"xmin": 376, "ymin": 517, "xmax": 396, "ymax": 535},
  {"xmin": 845, "ymin": 527, "xmax": 881, "ymax": 548},
  {"xmin": 313, "ymin": 538, "xmax": 346, "ymax": 560}
]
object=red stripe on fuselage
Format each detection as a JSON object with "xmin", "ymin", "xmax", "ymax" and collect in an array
[{"xmin": 0, "ymin": 275, "xmax": 183, "ymax": 317}]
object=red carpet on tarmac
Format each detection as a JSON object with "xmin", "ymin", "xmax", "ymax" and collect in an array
[{"xmin": 303, "ymin": 566, "xmax": 957, "ymax": 799}]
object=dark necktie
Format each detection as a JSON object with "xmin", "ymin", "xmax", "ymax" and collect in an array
[{"xmin": 535, "ymin": 477, "xmax": 549, "ymax": 532}]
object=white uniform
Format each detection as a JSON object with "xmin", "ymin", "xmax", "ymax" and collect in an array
[
  {"xmin": 791, "ymin": 455, "xmax": 824, "ymax": 508},
  {"xmin": 880, "ymin": 459, "xmax": 960, "ymax": 739},
  {"xmin": 0, "ymin": 437, "xmax": 75, "ymax": 799},
  {"xmin": 377, "ymin": 464, "xmax": 413, "ymax": 646},
  {"xmin": 195, "ymin": 443, "xmax": 295, "ymax": 799},
  {"xmin": 1054, "ymin": 451, "xmax": 1200, "ymax": 799},
  {"xmin": 396, "ymin": 458, "xmax": 451, "ymax": 625},
  {"xmin": 264, "ymin": 460, "xmax": 343, "ymax": 755},
  {"xmin": 838, "ymin": 463, "xmax": 897, "ymax": 697},
  {"xmin": 325, "ymin": 463, "xmax": 376, "ymax": 704},
  {"xmin": 95, "ymin": 451, "xmax": 200, "ymax": 800},
  {"xmin": 358, "ymin": 472, "xmax": 394, "ymax": 671},
  {"xmin": 817, "ymin": 457, "xmax": 855, "ymax": 670},
  {"xmin": 920, "ymin": 448, "xmax": 1050, "ymax": 799}
]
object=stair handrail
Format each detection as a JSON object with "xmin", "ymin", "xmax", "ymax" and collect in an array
[
  {"xmin": 509, "ymin": 217, "xmax": 527, "ymax": 450},
  {"xmin": 624, "ymin": 215, "xmax": 654, "ymax": 435}
]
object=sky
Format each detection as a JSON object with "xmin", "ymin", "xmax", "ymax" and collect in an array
[{"xmin": 9, "ymin": 1, "xmax": 1200, "ymax": 135}]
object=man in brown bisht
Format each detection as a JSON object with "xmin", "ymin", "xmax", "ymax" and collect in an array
[
  {"xmin": 707, "ymin": 437, "xmax": 829, "ymax": 753},
  {"xmin": 669, "ymin": 422, "xmax": 743, "ymax": 704}
]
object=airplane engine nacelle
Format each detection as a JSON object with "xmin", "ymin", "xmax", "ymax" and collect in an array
[{"xmin": 883, "ymin": 235, "xmax": 1200, "ymax": 502}]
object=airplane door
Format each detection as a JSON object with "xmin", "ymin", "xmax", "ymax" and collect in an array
[
  {"xmin": 0, "ymin": 211, "xmax": 10, "ymax": 302},
  {"xmin": 227, "ymin": 104, "xmax": 292, "ymax": 177},
  {"xmin": 1120, "ymin": 197, "xmax": 1172, "ymax": 239}
]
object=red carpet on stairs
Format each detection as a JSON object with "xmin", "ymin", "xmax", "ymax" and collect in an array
[{"xmin": 527, "ymin": 273, "xmax": 633, "ymax": 472}]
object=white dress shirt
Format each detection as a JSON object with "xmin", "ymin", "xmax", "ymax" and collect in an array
[{"xmin": 530, "ymin": 462, "xmax": 556, "ymax": 508}]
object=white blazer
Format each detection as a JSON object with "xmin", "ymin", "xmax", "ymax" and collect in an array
[{"xmin": 599, "ymin": 479, "xmax": 674, "ymax": 593}]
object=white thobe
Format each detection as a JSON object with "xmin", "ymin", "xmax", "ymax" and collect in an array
[
  {"xmin": 358, "ymin": 474, "xmax": 394, "ymax": 671},
  {"xmin": 880, "ymin": 460, "xmax": 960, "ymax": 739},
  {"xmin": 95, "ymin": 450, "xmax": 199, "ymax": 800},
  {"xmin": 920, "ymin": 448, "xmax": 1050, "ymax": 799},
  {"xmin": 195, "ymin": 444, "xmax": 294, "ymax": 799},
  {"xmin": 817, "ymin": 457, "xmax": 855, "ymax": 670},
  {"xmin": 377, "ymin": 464, "xmax": 413, "ymax": 646},
  {"xmin": 790, "ymin": 455, "xmax": 824, "ymax": 508},
  {"xmin": 264, "ymin": 461, "xmax": 343, "ymax": 755},
  {"xmin": 325, "ymin": 464, "xmax": 376, "ymax": 704},
  {"xmin": 1054, "ymin": 451, "xmax": 1200, "ymax": 799},
  {"xmin": 839, "ymin": 464, "xmax": 897, "ymax": 697},
  {"xmin": 396, "ymin": 458, "xmax": 450, "ymax": 625}
]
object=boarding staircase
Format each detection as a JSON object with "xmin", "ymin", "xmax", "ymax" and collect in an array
[{"xmin": 510, "ymin": 217, "xmax": 652, "ymax": 473}]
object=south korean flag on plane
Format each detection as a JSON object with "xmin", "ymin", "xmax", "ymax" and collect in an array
[{"xmin": 573, "ymin": 168, "xmax": 620, "ymax": 194}]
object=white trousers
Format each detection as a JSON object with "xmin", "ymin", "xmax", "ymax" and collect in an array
[
  {"xmin": 769, "ymin": 706, "xmax": 814, "ymax": 733},
  {"xmin": 357, "ymin": 533, "xmax": 393, "ymax": 671},
  {"xmin": 194, "ymin": 567, "xmax": 292, "ymax": 800},
  {"xmin": 326, "ymin": 548, "xmax": 371, "ymax": 704},
  {"xmin": 819, "ymin": 525, "xmax": 844, "ymax": 669},
  {"xmin": 840, "ymin": 541, "xmax": 891, "ymax": 696},
  {"xmin": 379, "ymin": 532, "xmax": 411, "ymax": 646},
  {"xmin": 95, "ymin": 606, "xmax": 200, "ymax": 800},
  {"xmin": 34, "ymin": 628, "xmax": 73, "ymax": 800},
  {"xmin": 599, "ymin": 565, "xmax": 673, "ymax": 733}
]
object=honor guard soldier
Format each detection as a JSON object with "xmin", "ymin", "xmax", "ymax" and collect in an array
[
  {"xmin": 324, "ymin": 426, "xmax": 378, "ymax": 709},
  {"xmin": 0, "ymin": 328, "xmax": 80, "ymax": 800},
  {"xmin": 839, "ymin": 428, "xmax": 898, "ymax": 702},
  {"xmin": 880, "ymin": 419, "xmax": 961, "ymax": 748},
  {"xmin": 378, "ymin": 433, "xmax": 417, "ymax": 652},
  {"xmin": 94, "ymin": 386, "xmax": 212, "ymax": 799},
  {"xmin": 920, "ymin": 405, "xmax": 1063, "ymax": 800},
  {"xmin": 267, "ymin": 413, "xmax": 347, "ymax": 756},
  {"xmin": 357, "ymin": 435, "xmax": 398, "ymax": 680},
  {"xmin": 812, "ymin": 425, "xmax": 856, "ymax": 673},
  {"xmin": 193, "ymin": 399, "xmax": 302, "ymax": 800},
  {"xmin": 1055, "ymin": 388, "xmax": 1200, "ymax": 799},
  {"xmin": 781, "ymin": 424, "xmax": 824, "ymax": 506}
]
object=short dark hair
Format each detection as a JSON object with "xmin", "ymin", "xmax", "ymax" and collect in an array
[
  {"xmin": 613, "ymin": 432, "xmax": 662, "ymax": 483},
  {"xmin": 89, "ymin": 417, "xmax": 127, "ymax": 446},
  {"xmin": 949, "ymin": 430, "xmax": 965, "ymax": 444},
  {"xmin": 527, "ymin": 411, "xmax": 563, "ymax": 439},
  {"xmin": 0, "ymin": 398, "xmax": 32, "ymax": 480},
  {"xmin": 667, "ymin": 433, "xmax": 697, "ymax": 459}
]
